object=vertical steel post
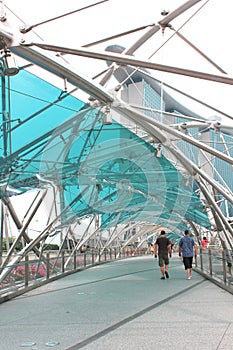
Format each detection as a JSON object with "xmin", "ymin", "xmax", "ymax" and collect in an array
[
  {"xmin": 200, "ymin": 247, "xmax": 203, "ymax": 270},
  {"xmin": 46, "ymin": 252, "xmax": 50, "ymax": 279},
  {"xmin": 24, "ymin": 255, "xmax": 29, "ymax": 287},
  {"xmin": 0, "ymin": 203, "xmax": 4, "ymax": 265},
  {"xmin": 222, "ymin": 250, "xmax": 227, "ymax": 284},
  {"xmin": 73, "ymin": 250, "xmax": 76, "ymax": 270},
  {"xmin": 110, "ymin": 248, "xmax": 112, "ymax": 260},
  {"xmin": 208, "ymin": 248, "xmax": 212, "ymax": 276},
  {"xmin": 61, "ymin": 250, "xmax": 65, "ymax": 273},
  {"xmin": 1, "ymin": 75, "xmax": 8, "ymax": 158},
  {"xmin": 84, "ymin": 252, "xmax": 86, "ymax": 267}
]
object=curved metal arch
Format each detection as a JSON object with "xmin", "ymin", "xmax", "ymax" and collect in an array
[
  {"xmin": 21, "ymin": 42, "xmax": 233, "ymax": 87},
  {"xmin": 113, "ymin": 99, "xmax": 233, "ymax": 192},
  {"xmin": 0, "ymin": 0, "xmax": 232, "ymax": 295},
  {"xmin": 111, "ymin": 100, "xmax": 233, "ymax": 245}
]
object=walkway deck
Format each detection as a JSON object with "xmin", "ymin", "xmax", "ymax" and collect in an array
[{"xmin": 0, "ymin": 255, "xmax": 232, "ymax": 350}]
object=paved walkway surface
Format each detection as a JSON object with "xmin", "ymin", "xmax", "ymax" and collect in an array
[{"xmin": 0, "ymin": 255, "xmax": 233, "ymax": 350}]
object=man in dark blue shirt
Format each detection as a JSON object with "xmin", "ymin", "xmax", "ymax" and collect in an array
[{"xmin": 178, "ymin": 230, "xmax": 197, "ymax": 280}]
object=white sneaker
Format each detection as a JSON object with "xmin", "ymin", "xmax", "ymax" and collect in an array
[{"xmin": 187, "ymin": 276, "xmax": 192, "ymax": 280}]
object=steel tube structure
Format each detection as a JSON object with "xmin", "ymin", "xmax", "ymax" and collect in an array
[{"xmin": 24, "ymin": 43, "xmax": 233, "ymax": 86}]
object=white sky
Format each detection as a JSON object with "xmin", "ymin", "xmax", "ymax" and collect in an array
[{"xmin": 3, "ymin": 0, "xmax": 233, "ymax": 121}]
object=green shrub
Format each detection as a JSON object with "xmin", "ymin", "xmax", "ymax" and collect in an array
[
  {"xmin": 1, "ymin": 238, "xmax": 23, "ymax": 251},
  {"xmin": 43, "ymin": 244, "xmax": 59, "ymax": 251}
]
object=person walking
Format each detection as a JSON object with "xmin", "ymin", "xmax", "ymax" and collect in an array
[
  {"xmin": 154, "ymin": 230, "xmax": 171, "ymax": 280},
  {"xmin": 201, "ymin": 236, "xmax": 209, "ymax": 250},
  {"xmin": 178, "ymin": 229, "xmax": 197, "ymax": 280},
  {"xmin": 149, "ymin": 243, "xmax": 155, "ymax": 255}
]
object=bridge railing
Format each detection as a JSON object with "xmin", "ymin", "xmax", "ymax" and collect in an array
[
  {"xmin": 1, "ymin": 246, "xmax": 232, "ymax": 302},
  {"xmin": 0, "ymin": 247, "xmax": 146, "ymax": 303},
  {"xmin": 194, "ymin": 247, "xmax": 233, "ymax": 293}
]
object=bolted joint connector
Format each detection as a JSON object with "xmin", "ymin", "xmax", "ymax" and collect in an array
[
  {"xmin": 0, "ymin": 14, "xmax": 6, "ymax": 22},
  {"xmin": 19, "ymin": 25, "xmax": 32, "ymax": 34}
]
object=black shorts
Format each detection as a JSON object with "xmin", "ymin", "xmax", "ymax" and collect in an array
[
  {"xmin": 158, "ymin": 254, "xmax": 169, "ymax": 267},
  {"xmin": 183, "ymin": 257, "xmax": 193, "ymax": 269}
]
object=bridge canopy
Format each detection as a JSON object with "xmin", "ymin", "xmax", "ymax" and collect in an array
[{"xmin": 0, "ymin": 69, "xmax": 210, "ymax": 233}]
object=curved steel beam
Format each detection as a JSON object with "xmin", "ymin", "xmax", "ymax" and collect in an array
[
  {"xmin": 26, "ymin": 43, "xmax": 233, "ymax": 86},
  {"xmin": 10, "ymin": 45, "xmax": 114, "ymax": 103},
  {"xmin": 112, "ymin": 101, "xmax": 233, "ymax": 244},
  {"xmin": 98, "ymin": 25, "xmax": 161, "ymax": 86},
  {"xmin": 158, "ymin": 0, "xmax": 203, "ymax": 27},
  {"xmin": 112, "ymin": 99, "xmax": 233, "ymax": 205},
  {"xmin": 197, "ymin": 179, "xmax": 233, "ymax": 247},
  {"xmin": 114, "ymin": 100, "xmax": 233, "ymax": 166}
]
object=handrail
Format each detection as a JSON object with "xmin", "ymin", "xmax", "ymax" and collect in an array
[
  {"xmin": 1, "ymin": 246, "xmax": 232, "ymax": 303},
  {"xmin": 194, "ymin": 247, "xmax": 233, "ymax": 294},
  {"xmin": 0, "ymin": 247, "xmax": 146, "ymax": 303}
]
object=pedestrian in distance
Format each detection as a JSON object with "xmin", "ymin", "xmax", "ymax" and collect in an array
[
  {"xmin": 169, "ymin": 243, "xmax": 174, "ymax": 257},
  {"xmin": 201, "ymin": 236, "xmax": 209, "ymax": 250},
  {"xmin": 154, "ymin": 230, "xmax": 171, "ymax": 280},
  {"xmin": 149, "ymin": 243, "xmax": 155, "ymax": 255},
  {"xmin": 178, "ymin": 229, "xmax": 197, "ymax": 280}
]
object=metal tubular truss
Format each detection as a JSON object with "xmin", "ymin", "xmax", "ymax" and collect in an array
[{"xmin": 0, "ymin": 0, "xmax": 232, "ymax": 296}]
